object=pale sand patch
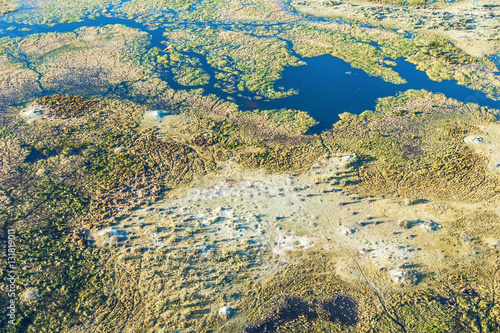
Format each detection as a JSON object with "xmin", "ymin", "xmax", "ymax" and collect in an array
[
  {"xmin": 19, "ymin": 103, "xmax": 52, "ymax": 124},
  {"xmin": 88, "ymin": 148, "xmax": 499, "ymax": 289},
  {"xmin": 464, "ymin": 123, "xmax": 500, "ymax": 173}
]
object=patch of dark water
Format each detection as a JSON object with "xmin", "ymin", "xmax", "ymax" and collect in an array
[
  {"xmin": 158, "ymin": 50, "xmax": 500, "ymax": 134},
  {"xmin": 263, "ymin": 55, "xmax": 500, "ymax": 133},
  {"xmin": 23, "ymin": 148, "xmax": 47, "ymax": 163},
  {"xmin": 244, "ymin": 295, "xmax": 358, "ymax": 332},
  {"xmin": 1, "ymin": 12, "xmax": 499, "ymax": 135},
  {"xmin": 492, "ymin": 54, "xmax": 500, "ymax": 74}
]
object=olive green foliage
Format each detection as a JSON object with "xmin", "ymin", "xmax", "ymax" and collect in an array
[
  {"xmin": 172, "ymin": 66, "xmax": 210, "ymax": 86},
  {"xmin": 120, "ymin": 0, "xmax": 199, "ymax": 16},
  {"xmin": 0, "ymin": 25, "xmax": 158, "ymax": 105},
  {"xmin": 35, "ymin": 95, "xmax": 97, "ymax": 118},
  {"xmin": 0, "ymin": 0, "xmax": 499, "ymax": 331},
  {"xmin": 323, "ymin": 89, "xmax": 500, "ymax": 200},
  {"xmin": 238, "ymin": 253, "xmax": 500, "ymax": 333},
  {"xmin": 0, "ymin": 139, "xmax": 98, "ymax": 331},
  {"xmin": 163, "ymin": 27, "xmax": 303, "ymax": 98},
  {"xmin": 0, "ymin": 88, "xmax": 326, "ymax": 331},
  {"xmin": 2, "ymin": 0, "xmax": 117, "ymax": 24},
  {"xmin": 157, "ymin": 48, "xmax": 210, "ymax": 86},
  {"xmin": 387, "ymin": 266, "xmax": 500, "ymax": 333},
  {"xmin": 377, "ymin": 35, "xmax": 499, "ymax": 99},
  {"xmin": 239, "ymin": 143, "xmax": 323, "ymax": 173},
  {"xmin": 252, "ymin": 109, "xmax": 319, "ymax": 134},
  {"xmin": 0, "ymin": 96, "xmax": 211, "ymax": 331},
  {"xmin": 2, "ymin": 86, "xmax": 500, "ymax": 332}
]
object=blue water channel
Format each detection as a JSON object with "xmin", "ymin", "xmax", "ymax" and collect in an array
[
  {"xmin": 1, "ymin": 11, "xmax": 499, "ymax": 133},
  {"xmin": 269, "ymin": 56, "xmax": 500, "ymax": 132}
]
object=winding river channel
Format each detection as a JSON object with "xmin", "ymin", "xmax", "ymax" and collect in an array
[{"xmin": 1, "ymin": 3, "xmax": 499, "ymax": 133}]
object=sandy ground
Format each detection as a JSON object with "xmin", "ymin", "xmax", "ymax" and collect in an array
[
  {"xmin": 81, "ymin": 110, "xmax": 500, "ymax": 330},
  {"xmin": 465, "ymin": 123, "xmax": 500, "ymax": 173},
  {"xmin": 19, "ymin": 103, "xmax": 52, "ymax": 124},
  {"xmin": 90, "ymin": 108, "xmax": 500, "ymax": 289},
  {"xmin": 91, "ymin": 146, "xmax": 495, "ymax": 290}
]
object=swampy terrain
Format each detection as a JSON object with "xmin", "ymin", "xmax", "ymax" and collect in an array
[{"xmin": 0, "ymin": 0, "xmax": 500, "ymax": 332}]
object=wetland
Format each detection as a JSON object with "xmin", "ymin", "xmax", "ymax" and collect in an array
[
  {"xmin": 1, "ymin": 0, "xmax": 500, "ymax": 332},
  {"xmin": 1, "ymin": 12, "xmax": 499, "ymax": 132}
]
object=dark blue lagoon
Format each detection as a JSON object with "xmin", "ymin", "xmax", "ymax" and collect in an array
[
  {"xmin": 263, "ymin": 55, "xmax": 500, "ymax": 133},
  {"xmin": 1, "ymin": 14, "xmax": 499, "ymax": 134}
]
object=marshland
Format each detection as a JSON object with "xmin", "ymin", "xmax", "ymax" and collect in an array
[{"xmin": 1, "ymin": 0, "xmax": 500, "ymax": 332}]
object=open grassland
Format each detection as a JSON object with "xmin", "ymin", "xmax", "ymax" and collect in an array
[
  {"xmin": 324, "ymin": 89, "xmax": 500, "ymax": 201},
  {"xmin": 0, "ymin": 25, "xmax": 162, "ymax": 104},
  {"xmin": 1, "ymin": 0, "xmax": 118, "ymax": 24},
  {"xmin": 1, "ymin": 0, "xmax": 500, "ymax": 332},
  {"xmin": 1, "ymin": 90, "xmax": 500, "ymax": 332}
]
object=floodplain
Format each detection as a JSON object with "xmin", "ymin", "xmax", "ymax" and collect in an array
[{"xmin": 0, "ymin": 0, "xmax": 500, "ymax": 332}]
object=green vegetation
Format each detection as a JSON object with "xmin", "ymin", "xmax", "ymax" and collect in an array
[
  {"xmin": 2, "ymin": 86, "xmax": 500, "ymax": 332},
  {"xmin": 2, "ymin": 0, "xmax": 117, "ymax": 24},
  {"xmin": 1, "ymin": 0, "xmax": 500, "ymax": 332},
  {"xmin": 0, "ymin": 25, "xmax": 161, "ymax": 105},
  {"xmin": 172, "ymin": 66, "xmax": 210, "ymax": 86},
  {"xmin": 1, "ymin": 0, "xmax": 498, "ymax": 104},
  {"xmin": 323, "ymin": 89, "xmax": 500, "ymax": 200},
  {"xmin": 230, "ymin": 252, "xmax": 500, "ymax": 332},
  {"xmin": 0, "ymin": 91, "xmax": 321, "ymax": 331},
  {"xmin": 35, "ymin": 95, "xmax": 97, "ymax": 118},
  {"xmin": 119, "ymin": 0, "xmax": 199, "ymax": 15},
  {"xmin": 157, "ymin": 49, "xmax": 210, "ymax": 86},
  {"xmin": 252, "ymin": 109, "xmax": 319, "ymax": 134},
  {"xmin": 177, "ymin": 0, "xmax": 290, "ymax": 22},
  {"xmin": 163, "ymin": 27, "xmax": 304, "ymax": 98},
  {"xmin": 0, "ymin": 96, "xmax": 211, "ymax": 331}
]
